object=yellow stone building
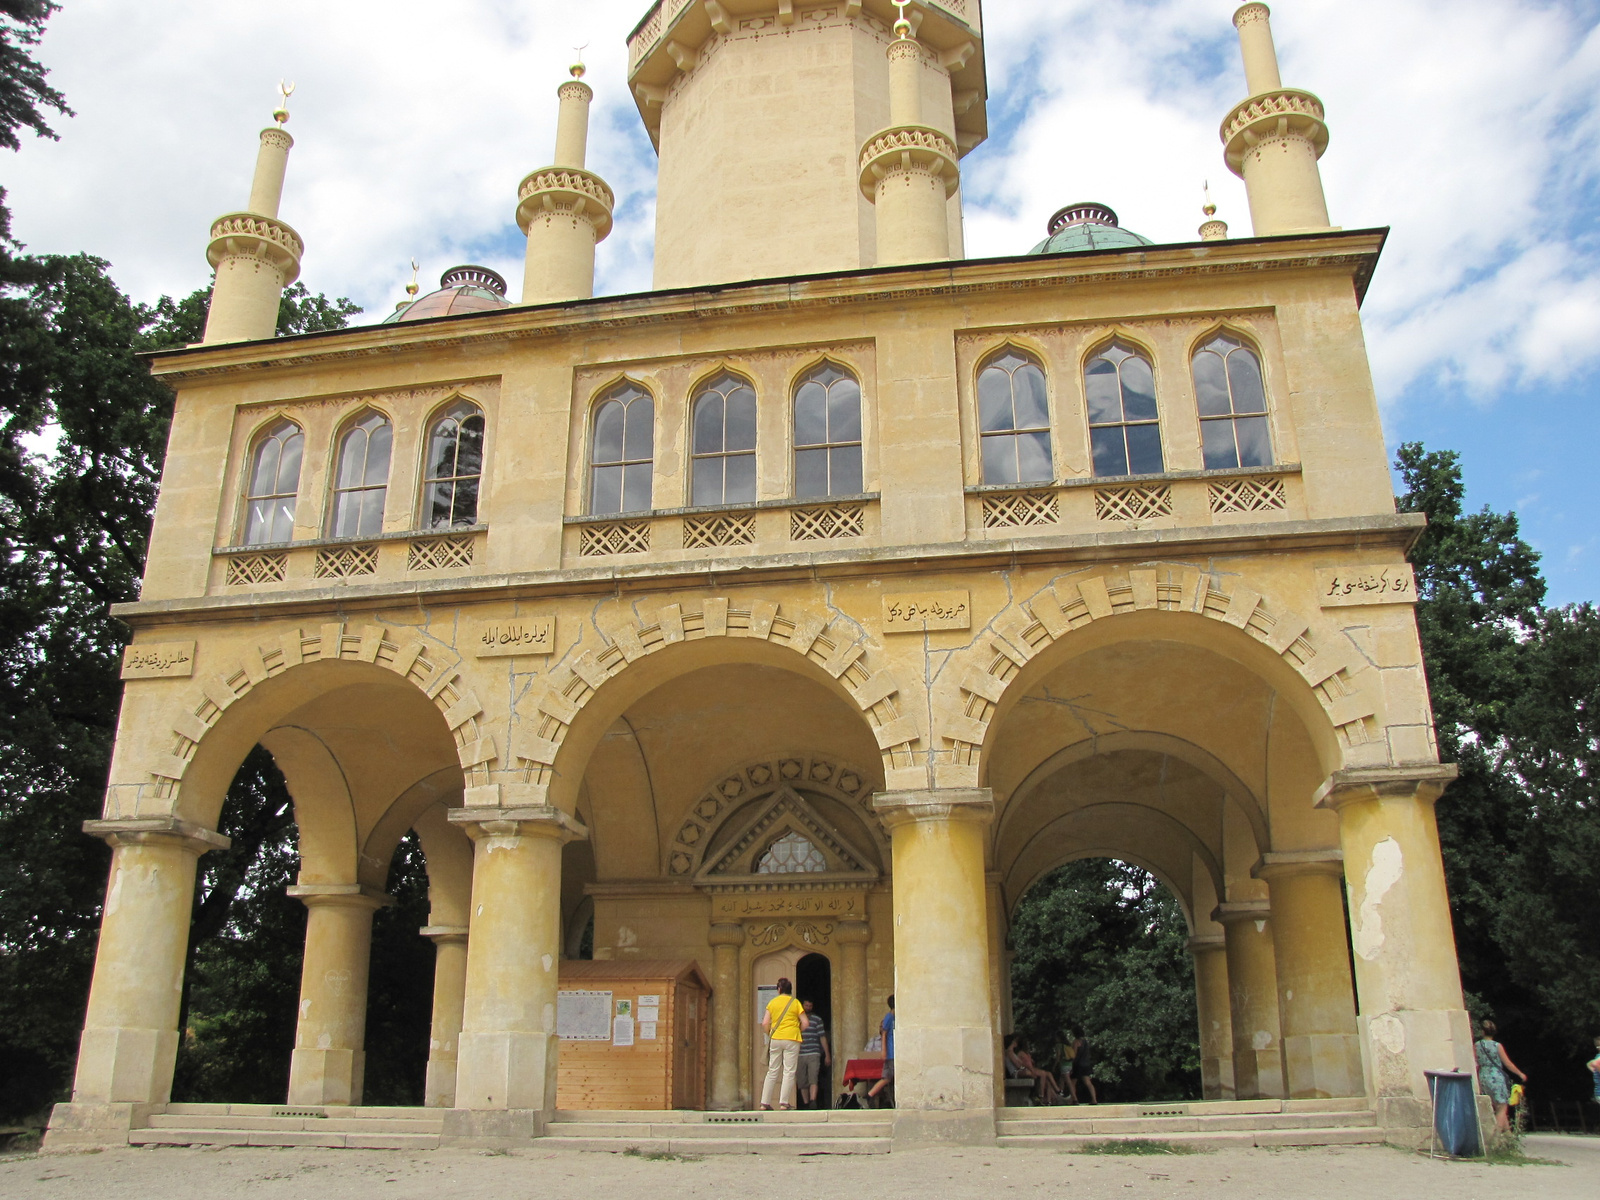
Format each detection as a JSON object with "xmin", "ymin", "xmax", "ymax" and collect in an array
[{"xmin": 47, "ymin": 0, "xmax": 1476, "ymax": 1153}]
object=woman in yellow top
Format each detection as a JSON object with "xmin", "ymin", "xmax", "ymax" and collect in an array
[{"xmin": 759, "ymin": 977, "xmax": 811, "ymax": 1110}]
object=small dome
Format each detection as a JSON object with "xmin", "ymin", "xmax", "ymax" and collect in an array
[
  {"xmin": 383, "ymin": 264, "xmax": 511, "ymax": 323},
  {"xmin": 1027, "ymin": 203, "xmax": 1153, "ymax": 255}
]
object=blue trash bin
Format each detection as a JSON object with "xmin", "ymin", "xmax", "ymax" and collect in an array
[{"xmin": 1427, "ymin": 1069, "xmax": 1482, "ymax": 1157}]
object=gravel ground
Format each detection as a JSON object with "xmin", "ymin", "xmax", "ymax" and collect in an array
[{"xmin": 2, "ymin": 1139, "xmax": 1596, "ymax": 1200}]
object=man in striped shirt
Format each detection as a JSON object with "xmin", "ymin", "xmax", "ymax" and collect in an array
[{"xmin": 797, "ymin": 999, "xmax": 831, "ymax": 1109}]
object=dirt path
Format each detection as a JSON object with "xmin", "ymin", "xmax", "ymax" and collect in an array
[{"xmin": 3, "ymin": 1140, "xmax": 1595, "ymax": 1200}]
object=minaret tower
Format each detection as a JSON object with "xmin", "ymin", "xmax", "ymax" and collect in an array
[
  {"xmin": 201, "ymin": 84, "xmax": 304, "ymax": 344},
  {"xmin": 515, "ymin": 62, "xmax": 614, "ymax": 305},
  {"xmin": 859, "ymin": 2, "xmax": 960, "ymax": 266},
  {"xmin": 1220, "ymin": 4, "xmax": 1332, "ymax": 236}
]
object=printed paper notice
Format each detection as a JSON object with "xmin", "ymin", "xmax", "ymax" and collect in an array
[
  {"xmin": 637, "ymin": 994, "xmax": 661, "ymax": 1011},
  {"xmin": 638, "ymin": 1021, "xmax": 658, "ymax": 1041},
  {"xmin": 556, "ymin": 989, "xmax": 613, "ymax": 1041},
  {"xmin": 612, "ymin": 1016, "xmax": 635, "ymax": 1047}
]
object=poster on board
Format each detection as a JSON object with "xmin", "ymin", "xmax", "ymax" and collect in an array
[
  {"xmin": 612, "ymin": 1015, "xmax": 635, "ymax": 1047},
  {"xmin": 556, "ymin": 990, "xmax": 613, "ymax": 1041}
]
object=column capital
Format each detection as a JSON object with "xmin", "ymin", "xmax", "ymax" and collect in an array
[
  {"xmin": 83, "ymin": 816, "xmax": 230, "ymax": 856},
  {"xmin": 1252, "ymin": 849, "xmax": 1344, "ymax": 881},
  {"xmin": 287, "ymin": 883, "xmax": 392, "ymax": 911},
  {"xmin": 449, "ymin": 804, "xmax": 589, "ymax": 844},
  {"xmin": 1314, "ymin": 763, "xmax": 1458, "ymax": 812},
  {"xmin": 708, "ymin": 921, "xmax": 746, "ymax": 948},
  {"xmin": 1187, "ymin": 933, "xmax": 1227, "ymax": 953},
  {"xmin": 420, "ymin": 924, "xmax": 469, "ymax": 944},
  {"xmin": 1233, "ymin": 2, "xmax": 1271, "ymax": 29},
  {"xmin": 1212, "ymin": 899, "xmax": 1272, "ymax": 926},
  {"xmin": 834, "ymin": 919, "xmax": 871, "ymax": 946},
  {"xmin": 872, "ymin": 787, "xmax": 993, "ymax": 830}
]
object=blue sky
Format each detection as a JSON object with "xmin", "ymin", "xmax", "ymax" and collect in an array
[{"xmin": 9, "ymin": 0, "xmax": 1600, "ymax": 602}]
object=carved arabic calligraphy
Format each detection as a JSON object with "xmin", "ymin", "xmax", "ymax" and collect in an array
[
  {"xmin": 120, "ymin": 641, "xmax": 196, "ymax": 679},
  {"xmin": 882, "ymin": 590, "xmax": 971, "ymax": 632},
  {"xmin": 472, "ymin": 617, "xmax": 555, "ymax": 657},
  {"xmin": 714, "ymin": 892, "xmax": 862, "ymax": 918},
  {"xmin": 1315, "ymin": 565, "xmax": 1417, "ymax": 607}
]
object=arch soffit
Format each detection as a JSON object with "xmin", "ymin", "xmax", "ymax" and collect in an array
[
  {"xmin": 1007, "ymin": 843, "xmax": 1198, "ymax": 935},
  {"xmin": 147, "ymin": 620, "xmax": 495, "ymax": 831},
  {"xmin": 995, "ymin": 730, "xmax": 1268, "ymax": 861},
  {"xmin": 515, "ymin": 596, "xmax": 915, "ymax": 814},
  {"xmin": 935, "ymin": 567, "xmax": 1380, "ymax": 790},
  {"xmin": 358, "ymin": 764, "xmax": 466, "ymax": 886}
]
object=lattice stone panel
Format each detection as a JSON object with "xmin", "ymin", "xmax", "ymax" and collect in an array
[
  {"xmin": 790, "ymin": 503, "xmax": 865, "ymax": 541},
  {"xmin": 1093, "ymin": 484, "xmax": 1174, "ymax": 522},
  {"xmin": 313, "ymin": 543, "xmax": 379, "ymax": 578},
  {"xmin": 1208, "ymin": 475, "xmax": 1288, "ymax": 515},
  {"xmin": 683, "ymin": 512, "xmax": 755, "ymax": 549},
  {"xmin": 225, "ymin": 552, "xmax": 287, "ymax": 586},
  {"xmin": 408, "ymin": 534, "xmax": 475, "ymax": 570},
  {"xmin": 982, "ymin": 490, "xmax": 1058, "ymax": 529},
  {"xmin": 579, "ymin": 520, "xmax": 651, "ymax": 556}
]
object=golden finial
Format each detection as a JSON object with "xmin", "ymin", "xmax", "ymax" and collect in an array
[
  {"xmin": 273, "ymin": 80, "xmax": 295, "ymax": 126},
  {"xmin": 1202, "ymin": 180, "xmax": 1217, "ymax": 218},
  {"xmin": 405, "ymin": 258, "xmax": 420, "ymax": 298},
  {"xmin": 893, "ymin": 0, "xmax": 912, "ymax": 39},
  {"xmin": 571, "ymin": 43, "xmax": 588, "ymax": 78}
]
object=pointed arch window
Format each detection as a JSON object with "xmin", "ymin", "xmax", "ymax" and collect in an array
[
  {"xmin": 691, "ymin": 372, "xmax": 757, "ymax": 506},
  {"xmin": 1192, "ymin": 333, "xmax": 1272, "ymax": 470},
  {"xmin": 328, "ymin": 411, "xmax": 392, "ymax": 539},
  {"xmin": 1085, "ymin": 341, "xmax": 1163, "ymax": 477},
  {"xmin": 590, "ymin": 383, "xmax": 654, "ymax": 515},
  {"xmin": 978, "ymin": 349, "xmax": 1052, "ymax": 484},
  {"xmin": 793, "ymin": 362, "xmax": 863, "ymax": 498},
  {"xmin": 241, "ymin": 419, "xmax": 303, "ymax": 545},
  {"xmin": 422, "ymin": 400, "xmax": 486, "ymax": 529},
  {"xmin": 756, "ymin": 831, "xmax": 827, "ymax": 874}
]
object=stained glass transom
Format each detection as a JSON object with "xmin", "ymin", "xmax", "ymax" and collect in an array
[{"xmin": 755, "ymin": 831, "xmax": 827, "ymax": 874}]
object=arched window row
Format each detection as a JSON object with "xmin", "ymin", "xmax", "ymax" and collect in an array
[
  {"xmin": 237, "ymin": 398, "xmax": 489, "ymax": 547},
  {"xmin": 585, "ymin": 362, "xmax": 866, "ymax": 516},
  {"xmin": 973, "ymin": 333, "xmax": 1275, "ymax": 486}
]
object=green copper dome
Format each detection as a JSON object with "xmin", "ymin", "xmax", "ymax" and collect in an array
[{"xmin": 1027, "ymin": 203, "xmax": 1152, "ymax": 254}]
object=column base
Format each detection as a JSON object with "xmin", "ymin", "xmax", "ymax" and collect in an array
[
  {"xmin": 41, "ymin": 1101, "xmax": 159, "ymax": 1153},
  {"xmin": 1359, "ymin": 1007, "xmax": 1474, "ymax": 1102},
  {"xmin": 424, "ymin": 1056, "xmax": 458, "ymax": 1108},
  {"xmin": 71, "ymin": 1025, "xmax": 179, "ymax": 1105},
  {"xmin": 440, "ymin": 1108, "xmax": 546, "ymax": 1148},
  {"xmin": 1200, "ymin": 1055, "xmax": 1236, "ymax": 1100},
  {"xmin": 1283, "ymin": 1033, "xmax": 1364, "ymax": 1099},
  {"xmin": 891, "ymin": 1108, "xmax": 997, "ymax": 1148},
  {"xmin": 455, "ymin": 1031, "xmax": 557, "ymax": 1111},
  {"xmin": 288, "ymin": 1047, "xmax": 365, "ymax": 1106},
  {"xmin": 1232, "ymin": 1046, "xmax": 1285, "ymax": 1100}
]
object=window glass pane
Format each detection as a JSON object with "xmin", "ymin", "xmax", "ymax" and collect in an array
[
  {"xmin": 591, "ymin": 463, "xmax": 622, "ymax": 514},
  {"xmin": 795, "ymin": 447, "xmax": 829, "ymax": 498},
  {"xmin": 363, "ymin": 421, "xmax": 392, "ymax": 486},
  {"xmin": 336, "ymin": 428, "xmax": 367, "ymax": 489},
  {"xmin": 359, "ymin": 488, "xmax": 386, "ymax": 537},
  {"xmin": 457, "ymin": 414, "xmax": 485, "ymax": 476},
  {"xmin": 794, "ymin": 382, "xmax": 827, "ymax": 446},
  {"xmin": 1193, "ymin": 351, "xmax": 1231, "ymax": 417},
  {"xmin": 827, "ymin": 376, "xmax": 861, "ymax": 441},
  {"xmin": 245, "ymin": 498, "xmax": 272, "ymax": 545},
  {"xmin": 1015, "ymin": 429, "xmax": 1053, "ymax": 483},
  {"xmin": 830, "ymin": 443, "xmax": 863, "ymax": 495},
  {"xmin": 622, "ymin": 396, "xmax": 654, "ymax": 462},
  {"xmin": 726, "ymin": 387, "xmax": 757, "ymax": 452},
  {"xmin": 1119, "ymin": 355, "xmax": 1158, "ymax": 421},
  {"xmin": 1125, "ymin": 422, "xmax": 1165, "ymax": 475},
  {"xmin": 978, "ymin": 366, "xmax": 1014, "ymax": 432},
  {"xmin": 693, "ymin": 393, "xmax": 724, "ymax": 455},
  {"xmin": 427, "ymin": 421, "xmax": 458, "ymax": 482},
  {"xmin": 621, "ymin": 461, "xmax": 653, "ymax": 512},
  {"xmin": 1201, "ymin": 418, "xmax": 1240, "ymax": 470},
  {"xmin": 1085, "ymin": 359, "xmax": 1122, "ymax": 424},
  {"xmin": 594, "ymin": 400, "xmax": 624, "ymax": 464},
  {"xmin": 982, "ymin": 432, "xmax": 1020, "ymax": 485},
  {"xmin": 692, "ymin": 455, "xmax": 723, "ymax": 507},
  {"xmin": 331, "ymin": 493, "xmax": 357, "ymax": 539},
  {"xmin": 452, "ymin": 477, "xmax": 479, "ymax": 525},
  {"xmin": 270, "ymin": 498, "xmax": 295, "ymax": 543},
  {"xmin": 249, "ymin": 438, "xmax": 280, "ymax": 498},
  {"xmin": 724, "ymin": 451, "xmax": 756, "ymax": 503},
  {"xmin": 427, "ymin": 480, "xmax": 454, "ymax": 529},
  {"xmin": 1013, "ymin": 363, "xmax": 1049, "ymax": 430},
  {"xmin": 1234, "ymin": 415, "xmax": 1272, "ymax": 467},
  {"xmin": 1226, "ymin": 350, "xmax": 1267, "ymax": 414},
  {"xmin": 1090, "ymin": 426, "xmax": 1129, "ymax": 477}
]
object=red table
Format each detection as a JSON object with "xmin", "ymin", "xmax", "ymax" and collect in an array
[{"xmin": 841, "ymin": 1057, "xmax": 885, "ymax": 1088}]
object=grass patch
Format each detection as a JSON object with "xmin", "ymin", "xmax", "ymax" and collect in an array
[
  {"xmin": 1072, "ymin": 1139, "xmax": 1203, "ymax": 1156},
  {"xmin": 622, "ymin": 1147, "xmax": 703, "ymax": 1163},
  {"xmin": 1480, "ymin": 1133, "xmax": 1564, "ymax": 1167}
]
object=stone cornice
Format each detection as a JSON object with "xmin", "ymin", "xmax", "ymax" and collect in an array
[{"xmin": 144, "ymin": 229, "xmax": 1390, "ymax": 385}]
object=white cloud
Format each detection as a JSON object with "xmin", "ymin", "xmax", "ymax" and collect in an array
[{"xmin": 8, "ymin": 0, "xmax": 1600, "ymax": 407}]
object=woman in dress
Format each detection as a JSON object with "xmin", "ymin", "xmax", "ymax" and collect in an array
[{"xmin": 1474, "ymin": 1019, "xmax": 1527, "ymax": 1132}]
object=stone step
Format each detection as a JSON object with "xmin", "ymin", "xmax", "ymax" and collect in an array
[
  {"xmin": 144, "ymin": 1113, "xmax": 446, "ymax": 1134},
  {"xmin": 995, "ymin": 1126, "xmax": 1386, "ymax": 1151},
  {"xmin": 128, "ymin": 1127, "xmax": 441, "ymax": 1151},
  {"xmin": 549, "ymin": 1109, "xmax": 881, "ymax": 1124},
  {"xmin": 549, "ymin": 1120, "xmax": 892, "ymax": 1139},
  {"xmin": 996, "ymin": 1111, "xmax": 1376, "ymax": 1136},
  {"xmin": 537, "ymin": 1135, "xmax": 889, "ymax": 1155}
]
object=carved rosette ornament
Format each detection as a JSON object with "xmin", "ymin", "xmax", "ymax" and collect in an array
[
  {"xmin": 1220, "ymin": 88, "xmax": 1329, "ymax": 177},
  {"xmin": 205, "ymin": 211, "xmax": 304, "ymax": 286}
]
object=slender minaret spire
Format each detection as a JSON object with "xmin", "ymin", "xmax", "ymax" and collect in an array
[
  {"xmin": 516, "ymin": 59, "xmax": 614, "ymax": 305},
  {"xmin": 1220, "ymin": 4, "xmax": 1331, "ymax": 237},
  {"xmin": 859, "ymin": 2, "xmax": 959, "ymax": 266},
  {"xmin": 201, "ymin": 83, "xmax": 305, "ymax": 344},
  {"xmin": 1199, "ymin": 182, "xmax": 1229, "ymax": 242}
]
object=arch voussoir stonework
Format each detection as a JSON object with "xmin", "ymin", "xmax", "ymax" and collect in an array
[
  {"xmin": 512, "ymin": 596, "xmax": 914, "ymax": 804},
  {"xmin": 148, "ymin": 622, "xmax": 492, "ymax": 803},
  {"xmin": 936, "ymin": 566, "xmax": 1383, "ymax": 786}
]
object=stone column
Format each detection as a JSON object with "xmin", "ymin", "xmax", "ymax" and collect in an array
[
  {"xmin": 286, "ymin": 885, "xmax": 388, "ymax": 1106},
  {"xmin": 1256, "ymin": 852, "xmax": 1364, "ymax": 1098},
  {"xmin": 835, "ymin": 919, "xmax": 870, "ymax": 1061},
  {"xmin": 1188, "ymin": 935, "xmax": 1235, "ymax": 1100},
  {"xmin": 1317, "ymin": 765, "xmax": 1472, "ymax": 1131},
  {"xmin": 1215, "ymin": 900, "xmax": 1285, "ymax": 1099},
  {"xmin": 45, "ymin": 817, "xmax": 228, "ymax": 1147},
  {"xmin": 708, "ymin": 921, "xmax": 745, "ymax": 1110},
  {"xmin": 449, "ymin": 804, "xmax": 585, "ymax": 1116},
  {"xmin": 421, "ymin": 925, "xmax": 469, "ymax": 1108},
  {"xmin": 873, "ymin": 789, "xmax": 995, "ymax": 1146}
]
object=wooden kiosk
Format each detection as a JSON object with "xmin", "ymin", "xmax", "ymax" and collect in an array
[{"xmin": 555, "ymin": 960, "xmax": 711, "ymax": 1110}]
